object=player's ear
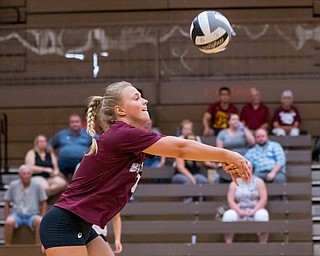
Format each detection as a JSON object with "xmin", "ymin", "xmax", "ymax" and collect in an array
[{"xmin": 114, "ymin": 105, "xmax": 126, "ymax": 116}]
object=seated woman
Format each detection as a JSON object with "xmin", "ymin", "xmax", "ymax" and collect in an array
[
  {"xmin": 172, "ymin": 133, "xmax": 209, "ymax": 185},
  {"xmin": 216, "ymin": 113, "xmax": 255, "ymax": 156},
  {"xmin": 177, "ymin": 119, "xmax": 202, "ymax": 142},
  {"xmin": 215, "ymin": 113, "xmax": 255, "ymax": 182},
  {"xmin": 143, "ymin": 119, "xmax": 166, "ymax": 168},
  {"xmin": 25, "ymin": 134, "xmax": 68, "ymax": 196},
  {"xmin": 222, "ymin": 162, "xmax": 269, "ymax": 244}
]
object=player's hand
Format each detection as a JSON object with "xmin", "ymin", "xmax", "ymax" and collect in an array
[
  {"xmin": 222, "ymin": 163, "xmax": 241, "ymax": 186},
  {"xmin": 222, "ymin": 154, "xmax": 251, "ymax": 186},
  {"xmin": 113, "ymin": 240, "xmax": 123, "ymax": 254}
]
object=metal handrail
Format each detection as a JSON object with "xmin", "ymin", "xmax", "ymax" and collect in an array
[{"xmin": 0, "ymin": 113, "xmax": 8, "ymax": 189}]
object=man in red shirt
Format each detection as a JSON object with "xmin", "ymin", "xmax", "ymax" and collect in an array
[
  {"xmin": 202, "ymin": 87, "xmax": 238, "ymax": 136},
  {"xmin": 240, "ymin": 87, "xmax": 270, "ymax": 132}
]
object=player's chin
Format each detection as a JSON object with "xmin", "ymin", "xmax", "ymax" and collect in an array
[{"xmin": 142, "ymin": 111, "xmax": 150, "ymax": 119}]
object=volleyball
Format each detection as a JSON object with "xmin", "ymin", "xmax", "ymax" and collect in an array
[{"xmin": 189, "ymin": 10, "xmax": 236, "ymax": 54}]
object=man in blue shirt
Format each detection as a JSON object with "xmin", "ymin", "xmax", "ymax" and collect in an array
[
  {"xmin": 244, "ymin": 128, "xmax": 286, "ymax": 183},
  {"xmin": 49, "ymin": 114, "xmax": 92, "ymax": 181}
]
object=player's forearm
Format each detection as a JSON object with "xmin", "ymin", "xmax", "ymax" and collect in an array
[{"xmin": 145, "ymin": 136, "xmax": 232, "ymax": 163}]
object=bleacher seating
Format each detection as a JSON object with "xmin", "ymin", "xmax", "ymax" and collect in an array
[
  {"xmin": 104, "ymin": 135, "xmax": 313, "ymax": 255},
  {"xmin": 0, "ymin": 135, "xmax": 314, "ymax": 256}
]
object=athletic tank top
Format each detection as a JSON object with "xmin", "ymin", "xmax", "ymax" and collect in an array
[{"xmin": 33, "ymin": 151, "xmax": 53, "ymax": 179}]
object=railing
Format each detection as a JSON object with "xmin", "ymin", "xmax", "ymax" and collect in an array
[{"xmin": 0, "ymin": 113, "xmax": 9, "ymax": 189}]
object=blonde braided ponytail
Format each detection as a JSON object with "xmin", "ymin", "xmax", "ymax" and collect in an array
[
  {"xmin": 85, "ymin": 81, "xmax": 133, "ymax": 156},
  {"xmin": 86, "ymin": 96, "xmax": 103, "ymax": 156}
]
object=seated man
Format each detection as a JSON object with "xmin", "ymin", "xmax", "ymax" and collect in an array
[
  {"xmin": 222, "ymin": 161, "xmax": 269, "ymax": 244},
  {"xmin": 49, "ymin": 114, "xmax": 92, "ymax": 181},
  {"xmin": 3, "ymin": 165, "xmax": 48, "ymax": 244},
  {"xmin": 240, "ymin": 87, "xmax": 270, "ymax": 132},
  {"xmin": 244, "ymin": 128, "xmax": 286, "ymax": 183},
  {"xmin": 271, "ymin": 90, "xmax": 301, "ymax": 136},
  {"xmin": 202, "ymin": 87, "xmax": 238, "ymax": 136}
]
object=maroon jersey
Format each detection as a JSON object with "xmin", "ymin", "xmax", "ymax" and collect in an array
[
  {"xmin": 207, "ymin": 102, "xmax": 238, "ymax": 131},
  {"xmin": 55, "ymin": 121, "xmax": 163, "ymax": 227},
  {"xmin": 240, "ymin": 103, "xmax": 270, "ymax": 130},
  {"xmin": 272, "ymin": 106, "xmax": 301, "ymax": 126}
]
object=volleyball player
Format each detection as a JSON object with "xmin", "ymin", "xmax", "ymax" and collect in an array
[{"xmin": 40, "ymin": 81, "xmax": 251, "ymax": 256}]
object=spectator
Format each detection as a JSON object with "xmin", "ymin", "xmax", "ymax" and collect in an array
[
  {"xmin": 272, "ymin": 90, "xmax": 301, "ymax": 136},
  {"xmin": 245, "ymin": 128, "xmax": 286, "ymax": 183},
  {"xmin": 215, "ymin": 113, "xmax": 255, "ymax": 183},
  {"xmin": 202, "ymin": 87, "xmax": 238, "ymax": 136},
  {"xmin": 240, "ymin": 87, "xmax": 270, "ymax": 132},
  {"xmin": 216, "ymin": 113, "xmax": 255, "ymax": 156},
  {"xmin": 3, "ymin": 165, "xmax": 47, "ymax": 245},
  {"xmin": 178, "ymin": 119, "xmax": 202, "ymax": 142},
  {"xmin": 49, "ymin": 114, "xmax": 92, "ymax": 181},
  {"xmin": 312, "ymin": 137, "xmax": 320, "ymax": 162},
  {"xmin": 222, "ymin": 161, "xmax": 269, "ymax": 244},
  {"xmin": 143, "ymin": 119, "xmax": 165, "ymax": 168},
  {"xmin": 25, "ymin": 134, "xmax": 67, "ymax": 196},
  {"xmin": 92, "ymin": 213, "xmax": 122, "ymax": 254},
  {"xmin": 172, "ymin": 133, "xmax": 209, "ymax": 189}
]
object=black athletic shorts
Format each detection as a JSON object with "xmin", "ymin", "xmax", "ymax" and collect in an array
[{"xmin": 40, "ymin": 206, "xmax": 98, "ymax": 249}]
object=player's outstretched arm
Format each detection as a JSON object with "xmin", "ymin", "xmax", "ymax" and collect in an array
[{"xmin": 144, "ymin": 136, "xmax": 251, "ymax": 185}]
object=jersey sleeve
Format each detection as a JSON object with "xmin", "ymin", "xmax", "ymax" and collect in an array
[{"xmin": 111, "ymin": 125, "xmax": 164, "ymax": 155}]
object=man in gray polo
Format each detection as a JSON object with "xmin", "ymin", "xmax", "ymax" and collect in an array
[{"xmin": 3, "ymin": 165, "xmax": 47, "ymax": 244}]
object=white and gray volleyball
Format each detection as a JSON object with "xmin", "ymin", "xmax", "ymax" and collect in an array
[{"xmin": 190, "ymin": 10, "xmax": 236, "ymax": 54}]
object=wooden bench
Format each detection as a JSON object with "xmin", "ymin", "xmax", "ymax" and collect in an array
[
  {"xmin": 0, "ymin": 245, "xmax": 42, "ymax": 256},
  {"xmin": 114, "ymin": 242, "xmax": 313, "ymax": 256},
  {"xmin": 200, "ymin": 135, "xmax": 312, "ymax": 149},
  {"xmin": 132, "ymin": 183, "xmax": 311, "ymax": 199},
  {"xmin": 142, "ymin": 163, "xmax": 311, "ymax": 184},
  {"xmin": 142, "ymin": 135, "xmax": 312, "ymax": 183},
  {"xmin": 121, "ymin": 200, "xmax": 311, "ymax": 220},
  {"xmin": 105, "ymin": 181, "xmax": 312, "ymax": 255}
]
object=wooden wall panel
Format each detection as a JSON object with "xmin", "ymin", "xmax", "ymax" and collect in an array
[
  {"xmin": 0, "ymin": 56, "xmax": 25, "ymax": 72},
  {"xmin": 0, "ymin": 0, "xmax": 25, "ymax": 7},
  {"xmin": 1, "ymin": 88, "xmax": 320, "ymax": 168},
  {"xmin": 0, "ymin": 0, "xmax": 319, "ymax": 167},
  {"xmin": 314, "ymin": 0, "xmax": 320, "ymax": 15},
  {"xmin": 26, "ymin": 0, "xmax": 314, "ymax": 14},
  {"xmin": 0, "ymin": 41, "xmax": 26, "ymax": 55},
  {"xmin": 25, "ymin": 9, "xmax": 315, "ymax": 27},
  {"xmin": 168, "ymin": 0, "xmax": 313, "ymax": 9},
  {"xmin": 27, "ymin": 0, "xmax": 168, "ymax": 13},
  {"xmin": 158, "ymin": 81, "xmax": 320, "ymax": 105},
  {"xmin": 16, "ymin": 58, "xmax": 315, "ymax": 79}
]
